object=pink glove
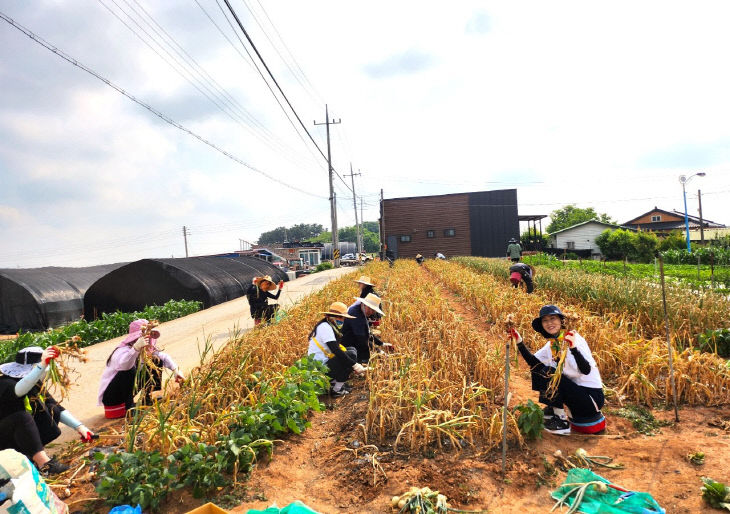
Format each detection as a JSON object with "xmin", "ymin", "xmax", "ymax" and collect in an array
[
  {"xmin": 564, "ymin": 331, "xmax": 576, "ymax": 348},
  {"xmin": 278, "ymin": 280, "xmax": 284, "ymax": 289},
  {"xmin": 509, "ymin": 328, "xmax": 522, "ymax": 344},
  {"xmin": 174, "ymin": 371, "xmax": 185, "ymax": 383},
  {"xmin": 41, "ymin": 346, "xmax": 59, "ymax": 366}
]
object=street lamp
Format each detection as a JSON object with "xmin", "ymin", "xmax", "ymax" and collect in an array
[{"xmin": 679, "ymin": 172, "xmax": 706, "ymax": 252}]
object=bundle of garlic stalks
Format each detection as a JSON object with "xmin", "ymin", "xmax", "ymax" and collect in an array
[{"xmin": 43, "ymin": 336, "xmax": 88, "ymax": 400}]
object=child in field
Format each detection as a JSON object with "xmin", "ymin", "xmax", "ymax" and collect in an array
[
  {"xmin": 307, "ymin": 302, "xmax": 367, "ymax": 397},
  {"xmin": 510, "ymin": 305, "xmax": 605, "ymax": 435}
]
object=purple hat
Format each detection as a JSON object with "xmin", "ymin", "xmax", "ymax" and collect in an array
[{"xmin": 118, "ymin": 319, "xmax": 160, "ymax": 349}]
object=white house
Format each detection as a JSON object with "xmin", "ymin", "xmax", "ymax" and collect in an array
[{"xmin": 549, "ymin": 220, "xmax": 632, "ymax": 258}]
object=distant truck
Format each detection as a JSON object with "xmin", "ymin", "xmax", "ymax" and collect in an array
[{"xmin": 340, "ymin": 253, "xmax": 373, "ymax": 266}]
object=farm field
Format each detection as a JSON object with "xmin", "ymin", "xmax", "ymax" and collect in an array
[
  {"xmin": 54, "ymin": 259, "xmax": 730, "ymax": 513},
  {"xmin": 522, "ymin": 253, "xmax": 730, "ymax": 292}
]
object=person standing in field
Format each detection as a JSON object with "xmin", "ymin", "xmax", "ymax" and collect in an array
[
  {"xmin": 0, "ymin": 346, "xmax": 94, "ymax": 475},
  {"xmin": 509, "ymin": 262, "xmax": 535, "ymax": 293},
  {"xmin": 307, "ymin": 301, "xmax": 367, "ymax": 397},
  {"xmin": 506, "ymin": 238, "xmax": 522, "ymax": 262},
  {"xmin": 510, "ymin": 305, "xmax": 605, "ymax": 435},
  {"xmin": 246, "ymin": 275, "xmax": 284, "ymax": 325},
  {"xmin": 415, "ymin": 254, "xmax": 424, "ymax": 265}
]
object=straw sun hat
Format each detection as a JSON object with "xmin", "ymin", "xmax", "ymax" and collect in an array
[
  {"xmin": 354, "ymin": 275, "xmax": 374, "ymax": 286},
  {"xmin": 355, "ymin": 293, "xmax": 385, "ymax": 316},
  {"xmin": 254, "ymin": 275, "xmax": 277, "ymax": 287},
  {"xmin": 321, "ymin": 301, "xmax": 355, "ymax": 318}
]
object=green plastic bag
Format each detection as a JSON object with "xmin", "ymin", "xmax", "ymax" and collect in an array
[
  {"xmin": 245, "ymin": 500, "xmax": 320, "ymax": 514},
  {"xmin": 551, "ymin": 468, "xmax": 665, "ymax": 514}
]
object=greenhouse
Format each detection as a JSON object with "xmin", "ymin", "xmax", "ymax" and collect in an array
[
  {"xmin": 83, "ymin": 256, "xmax": 287, "ymax": 318},
  {"xmin": 0, "ymin": 264, "xmax": 125, "ymax": 334}
]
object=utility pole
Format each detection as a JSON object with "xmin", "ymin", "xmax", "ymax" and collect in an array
[
  {"xmin": 182, "ymin": 226, "xmax": 190, "ymax": 257},
  {"xmin": 698, "ymin": 189, "xmax": 705, "ymax": 243},
  {"xmin": 314, "ymin": 104, "xmax": 342, "ymax": 267},
  {"xmin": 345, "ymin": 164, "xmax": 362, "ymax": 260},
  {"xmin": 380, "ymin": 188, "xmax": 385, "ymax": 261}
]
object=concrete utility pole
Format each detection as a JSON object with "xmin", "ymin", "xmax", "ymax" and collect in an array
[
  {"xmin": 182, "ymin": 226, "xmax": 190, "ymax": 257},
  {"xmin": 314, "ymin": 104, "xmax": 342, "ymax": 267},
  {"xmin": 380, "ymin": 188, "xmax": 385, "ymax": 260},
  {"xmin": 345, "ymin": 164, "xmax": 362, "ymax": 260}
]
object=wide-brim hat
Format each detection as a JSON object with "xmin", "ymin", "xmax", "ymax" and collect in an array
[
  {"xmin": 415, "ymin": 254, "xmax": 423, "ymax": 259},
  {"xmin": 356, "ymin": 293, "xmax": 385, "ymax": 316},
  {"xmin": 354, "ymin": 275, "xmax": 374, "ymax": 286},
  {"xmin": 119, "ymin": 318, "xmax": 160, "ymax": 348},
  {"xmin": 321, "ymin": 301, "xmax": 355, "ymax": 318},
  {"xmin": 0, "ymin": 346, "xmax": 44, "ymax": 378},
  {"xmin": 254, "ymin": 275, "xmax": 277, "ymax": 287},
  {"xmin": 531, "ymin": 305, "xmax": 565, "ymax": 338},
  {"xmin": 509, "ymin": 238, "xmax": 517, "ymax": 243}
]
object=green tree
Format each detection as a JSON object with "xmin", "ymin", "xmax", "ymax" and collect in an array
[
  {"xmin": 658, "ymin": 230, "xmax": 687, "ymax": 252},
  {"xmin": 629, "ymin": 230, "xmax": 658, "ymax": 262},
  {"xmin": 312, "ymin": 222, "xmax": 381, "ymax": 253},
  {"xmin": 258, "ymin": 223, "xmax": 324, "ymax": 244},
  {"xmin": 520, "ymin": 230, "xmax": 549, "ymax": 249},
  {"xmin": 546, "ymin": 205, "xmax": 615, "ymax": 234}
]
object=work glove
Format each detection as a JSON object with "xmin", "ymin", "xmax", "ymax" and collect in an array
[
  {"xmin": 41, "ymin": 346, "xmax": 60, "ymax": 366},
  {"xmin": 278, "ymin": 280, "xmax": 284, "ymax": 289},
  {"xmin": 509, "ymin": 328, "xmax": 522, "ymax": 344},
  {"xmin": 564, "ymin": 331, "xmax": 576, "ymax": 348},
  {"xmin": 132, "ymin": 337, "xmax": 149, "ymax": 351},
  {"xmin": 352, "ymin": 363, "xmax": 367, "ymax": 375},
  {"xmin": 77, "ymin": 425, "xmax": 94, "ymax": 442},
  {"xmin": 174, "ymin": 370, "xmax": 186, "ymax": 383}
]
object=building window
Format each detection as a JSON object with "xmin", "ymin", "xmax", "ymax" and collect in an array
[
  {"xmin": 426, "ymin": 230, "xmax": 435, "ymax": 238},
  {"xmin": 444, "ymin": 228, "xmax": 455, "ymax": 237},
  {"xmin": 651, "ymin": 215, "xmax": 661, "ymax": 222},
  {"xmin": 400, "ymin": 235, "xmax": 411, "ymax": 243},
  {"xmin": 566, "ymin": 241, "xmax": 575, "ymax": 249}
]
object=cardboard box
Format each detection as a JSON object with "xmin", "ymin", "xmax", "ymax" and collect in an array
[{"xmin": 185, "ymin": 502, "xmax": 229, "ymax": 514}]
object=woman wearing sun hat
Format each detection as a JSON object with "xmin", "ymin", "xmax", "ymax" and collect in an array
[
  {"xmin": 97, "ymin": 319, "xmax": 184, "ymax": 418},
  {"xmin": 354, "ymin": 275, "xmax": 378, "ymax": 299},
  {"xmin": 246, "ymin": 275, "xmax": 285, "ymax": 325},
  {"xmin": 0, "ymin": 346, "xmax": 94, "ymax": 475},
  {"xmin": 342, "ymin": 293, "xmax": 388, "ymax": 364},
  {"xmin": 307, "ymin": 302, "xmax": 366, "ymax": 397},
  {"xmin": 510, "ymin": 305, "xmax": 604, "ymax": 436}
]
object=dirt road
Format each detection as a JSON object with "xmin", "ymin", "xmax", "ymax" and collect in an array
[{"xmin": 52, "ymin": 267, "xmax": 356, "ymax": 446}]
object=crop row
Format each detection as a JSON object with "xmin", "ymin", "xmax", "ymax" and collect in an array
[{"xmin": 455, "ymin": 256, "xmax": 730, "ymax": 345}]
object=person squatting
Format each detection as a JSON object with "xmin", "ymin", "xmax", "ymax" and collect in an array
[{"xmin": 511, "ymin": 305, "xmax": 605, "ymax": 435}]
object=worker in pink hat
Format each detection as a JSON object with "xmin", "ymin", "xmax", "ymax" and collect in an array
[{"xmin": 97, "ymin": 319, "xmax": 184, "ymax": 418}]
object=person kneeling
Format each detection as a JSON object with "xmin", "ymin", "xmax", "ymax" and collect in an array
[
  {"xmin": 0, "ymin": 346, "xmax": 94, "ymax": 475},
  {"xmin": 511, "ymin": 305, "xmax": 605, "ymax": 435},
  {"xmin": 307, "ymin": 302, "xmax": 367, "ymax": 397}
]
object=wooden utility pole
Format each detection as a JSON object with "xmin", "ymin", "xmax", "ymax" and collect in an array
[
  {"xmin": 314, "ymin": 104, "xmax": 341, "ymax": 266},
  {"xmin": 182, "ymin": 226, "xmax": 190, "ymax": 257},
  {"xmin": 380, "ymin": 188, "xmax": 385, "ymax": 261},
  {"xmin": 345, "ymin": 164, "xmax": 363, "ymax": 260},
  {"xmin": 698, "ymin": 189, "xmax": 705, "ymax": 243}
]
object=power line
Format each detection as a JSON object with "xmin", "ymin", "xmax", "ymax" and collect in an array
[
  {"xmin": 0, "ymin": 10, "xmax": 326, "ymax": 199},
  {"xmin": 220, "ymin": 0, "xmax": 352, "ymax": 194}
]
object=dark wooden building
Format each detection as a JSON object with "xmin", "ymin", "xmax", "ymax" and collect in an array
[{"xmin": 380, "ymin": 189, "xmax": 519, "ymax": 259}]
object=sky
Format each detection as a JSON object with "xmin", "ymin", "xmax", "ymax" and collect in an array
[{"xmin": 1, "ymin": 1, "xmax": 729, "ymax": 268}]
